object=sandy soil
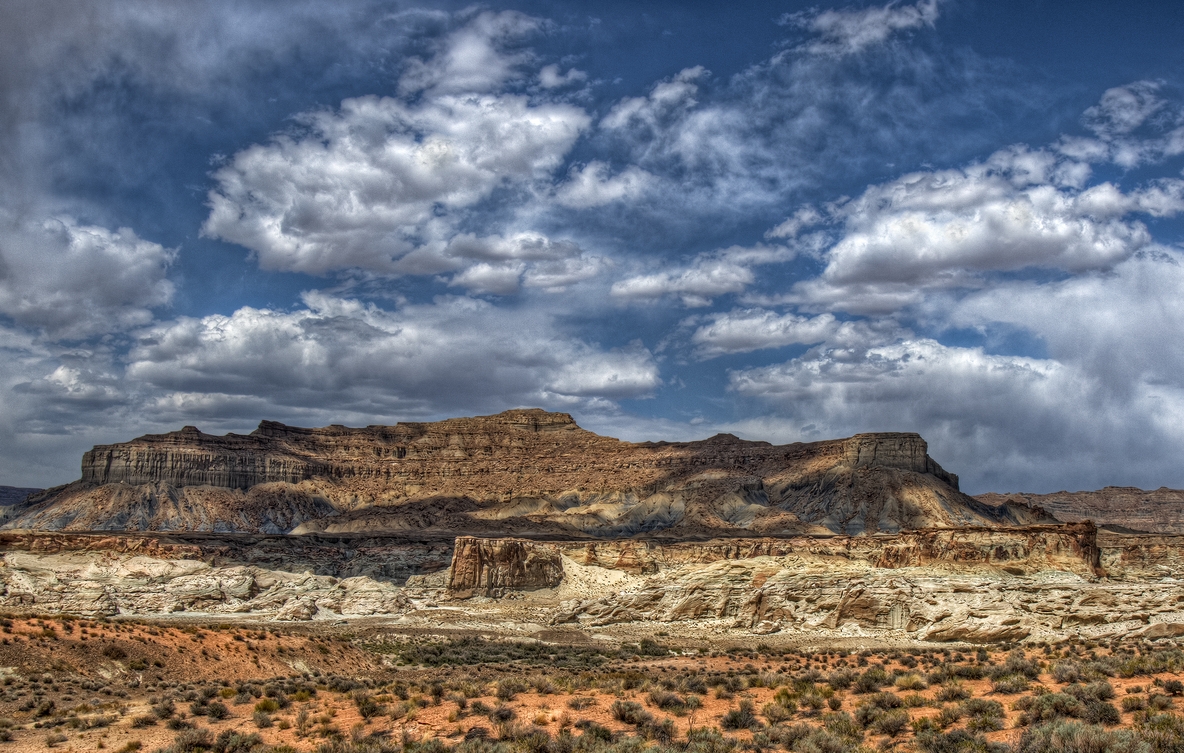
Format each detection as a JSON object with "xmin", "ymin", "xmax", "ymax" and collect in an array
[{"xmin": 0, "ymin": 616, "xmax": 1179, "ymax": 753}]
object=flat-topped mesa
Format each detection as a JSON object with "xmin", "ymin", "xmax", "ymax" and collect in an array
[
  {"xmin": 18, "ymin": 408, "xmax": 1046, "ymax": 535},
  {"xmin": 81, "ymin": 426, "xmax": 329, "ymax": 489},
  {"xmin": 840, "ymin": 433, "xmax": 959, "ymax": 490}
]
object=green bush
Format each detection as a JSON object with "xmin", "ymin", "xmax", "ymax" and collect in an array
[
  {"xmin": 1016, "ymin": 720, "xmax": 1144, "ymax": 753},
  {"xmin": 719, "ymin": 700, "xmax": 759, "ymax": 731}
]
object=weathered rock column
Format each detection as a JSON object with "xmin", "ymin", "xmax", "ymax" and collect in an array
[{"xmin": 446, "ymin": 536, "xmax": 564, "ymax": 598}]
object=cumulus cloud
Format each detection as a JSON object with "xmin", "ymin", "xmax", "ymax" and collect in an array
[
  {"xmin": 601, "ymin": 67, "xmax": 707, "ymax": 131},
  {"xmin": 952, "ymin": 251, "xmax": 1184, "ymax": 399},
  {"xmin": 788, "ymin": 146, "xmax": 1184, "ymax": 313},
  {"xmin": 397, "ymin": 10, "xmax": 541, "ymax": 96},
  {"xmin": 538, "ymin": 64, "xmax": 587, "ymax": 89},
  {"xmin": 691, "ymin": 310, "xmax": 892, "ymax": 359},
  {"xmin": 611, "ymin": 244, "xmax": 792, "ymax": 308},
  {"xmin": 786, "ymin": 0, "xmax": 941, "ymax": 57},
  {"xmin": 202, "ymin": 12, "xmax": 595, "ymax": 289},
  {"xmin": 203, "ymin": 92, "xmax": 589, "ymax": 276},
  {"xmin": 0, "ymin": 215, "xmax": 175, "ymax": 339},
  {"xmin": 555, "ymin": 162, "xmax": 654, "ymax": 208},
  {"xmin": 1058, "ymin": 81, "xmax": 1184, "ymax": 168},
  {"xmin": 125, "ymin": 292, "xmax": 661, "ymax": 416}
]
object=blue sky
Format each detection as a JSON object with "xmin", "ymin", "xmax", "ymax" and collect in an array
[{"xmin": 3, "ymin": 0, "xmax": 1184, "ymax": 494}]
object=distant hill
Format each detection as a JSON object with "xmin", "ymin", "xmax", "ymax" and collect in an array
[
  {"xmin": 976, "ymin": 486, "xmax": 1184, "ymax": 534},
  {"xmin": 0, "ymin": 486, "xmax": 42, "ymax": 524},
  {"xmin": 6, "ymin": 409, "xmax": 1052, "ymax": 536},
  {"xmin": 0, "ymin": 486, "xmax": 41, "ymax": 507}
]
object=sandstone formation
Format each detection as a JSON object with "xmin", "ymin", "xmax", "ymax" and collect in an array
[
  {"xmin": 446, "ymin": 536, "xmax": 564, "ymax": 598},
  {"xmin": 977, "ymin": 486, "xmax": 1184, "ymax": 534},
  {"xmin": 10, "ymin": 409, "xmax": 1051, "ymax": 536},
  {"xmin": 0, "ymin": 528, "xmax": 1180, "ymax": 646}
]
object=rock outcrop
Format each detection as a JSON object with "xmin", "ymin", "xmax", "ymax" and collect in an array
[
  {"xmin": 977, "ymin": 486, "xmax": 1184, "ymax": 534},
  {"xmin": 447, "ymin": 536, "xmax": 564, "ymax": 598},
  {"xmin": 10, "ymin": 409, "xmax": 1051, "ymax": 536},
  {"xmin": 0, "ymin": 527, "xmax": 1176, "ymax": 642}
]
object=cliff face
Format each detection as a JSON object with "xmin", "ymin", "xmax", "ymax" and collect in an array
[
  {"xmin": 447, "ymin": 537, "xmax": 564, "ymax": 598},
  {"xmin": 976, "ymin": 486, "xmax": 1184, "ymax": 534},
  {"xmin": 11, "ymin": 409, "xmax": 1048, "ymax": 536}
]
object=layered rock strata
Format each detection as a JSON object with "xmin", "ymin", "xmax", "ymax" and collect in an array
[
  {"xmin": 977, "ymin": 487, "xmax": 1184, "ymax": 534},
  {"xmin": 447, "ymin": 537, "xmax": 564, "ymax": 598},
  {"xmin": 0, "ymin": 528, "xmax": 1179, "ymax": 644},
  {"xmin": 11, "ymin": 409, "xmax": 1051, "ymax": 536}
]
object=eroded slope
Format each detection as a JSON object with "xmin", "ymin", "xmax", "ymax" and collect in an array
[{"xmin": 9, "ymin": 409, "xmax": 1047, "ymax": 536}]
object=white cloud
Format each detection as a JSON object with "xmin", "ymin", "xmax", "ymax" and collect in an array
[
  {"xmin": 611, "ymin": 244, "xmax": 792, "ymax": 308},
  {"xmin": 787, "ymin": 0, "xmax": 941, "ymax": 57},
  {"xmin": 397, "ymin": 10, "xmax": 541, "ymax": 96},
  {"xmin": 600, "ymin": 67, "xmax": 707, "ymax": 131},
  {"xmin": 788, "ymin": 147, "xmax": 1184, "ymax": 314},
  {"xmin": 691, "ymin": 310, "xmax": 891, "ymax": 359},
  {"xmin": 727, "ymin": 335, "xmax": 1184, "ymax": 492},
  {"xmin": 124, "ymin": 292, "xmax": 661, "ymax": 415},
  {"xmin": 203, "ymin": 92, "xmax": 589, "ymax": 276},
  {"xmin": 0, "ymin": 215, "xmax": 175, "ymax": 339},
  {"xmin": 1058, "ymin": 81, "xmax": 1184, "ymax": 168},
  {"xmin": 952, "ymin": 251, "xmax": 1184, "ymax": 398},
  {"xmin": 766, "ymin": 206, "xmax": 825, "ymax": 239},
  {"xmin": 538, "ymin": 64, "xmax": 587, "ymax": 89},
  {"xmin": 554, "ymin": 161, "xmax": 654, "ymax": 208}
]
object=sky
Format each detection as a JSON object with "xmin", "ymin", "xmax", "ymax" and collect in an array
[{"xmin": 3, "ymin": 0, "xmax": 1184, "ymax": 494}]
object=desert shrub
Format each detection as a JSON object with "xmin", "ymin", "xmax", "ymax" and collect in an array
[
  {"xmin": 574, "ymin": 720, "xmax": 615, "ymax": 745},
  {"xmin": 1122, "ymin": 696, "xmax": 1147, "ymax": 713},
  {"xmin": 1016, "ymin": 720, "xmax": 1143, "ymax": 753},
  {"xmin": 1150, "ymin": 694, "xmax": 1175, "ymax": 711},
  {"xmin": 1136, "ymin": 711, "xmax": 1184, "ymax": 751},
  {"xmin": 211, "ymin": 730, "xmax": 262, "ymax": 753},
  {"xmin": 495, "ymin": 679, "xmax": 528, "ymax": 702},
  {"xmin": 1014, "ymin": 692, "xmax": 1084, "ymax": 726},
  {"xmin": 253, "ymin": 711, "xmax": 272, "ymax": 728},
  {"xmin": 1052, "ymin": 662, "xmax": 1082, "ymax": 684},
  {"xmin": 963, "ymin": 698, "xmax": 1005, "ymax": 732},
  {"xmin": 896, "ymin": 673, "xmax": 928, "ymax": 691},
  {"xmin": 131, "ymin": 714, "xmax": 157, "ymax": 728},
  {"xmin": 991, "ymin": 651, "xmax": 1041, "ymax": 680},
  {"xmin": 610, "ymin": 701, "xmax": 653, "ymax": 726},
  {"xmin": 854, "ymin": 667, "xmax": 888, "ymax": 694},
  {"xmin": 566, "ymin": 697, "xmax": 595, "ymax": 711},
  {"xmin": 936, "ymin": 705, "xmax": 964, "ymax": 729},
  {"xmin": 489, "ymin": 705, "xmax": 516, "ymax": 724},
  {"xmin": 206, "ymin": 701, "xmax": 229, "ymax": 720},
  {"xmin": 159, "ymin": 728, "xmax": 214, "ymax": 753},
  {"xmin": 647, "ymin": 690, "xmax": 687, "ymax": 714},
  {"xmin": 1165, "ymin": 680, "xmax": 1184, "ymax": 697},
  {"xmin": 639, "ymin": 718, "xmax": 675, "ymax": 743},
  {"xmin": 872, "ymin": 709, "xmax": 911, "ymax": 737},
  {"xmin": 1066, "ymin": 681, "xmax": 1115, "ymax": 702},
  {"xmin": 992, "ymin": 674, "xmax": 1031, "ymax": 694},
  {"xmin": 683, "ymin": 727, "xmax": 737, "ymax": 753},
  {"xmin": 354, "ymin": 693, "xmax": 383, "ymax": 720},
  {"xmin": 1083, "ymin": 701, "xmax": 1122, "ymax": 726},
  {"xmin": 827, "ymin": 670, "xmax": 857, "ymax": 691},
  {"xmin": 936, "ymin": 683, "xmax": 972, "ymax": 703},
  {"xmin": 254, "ymin": 699, "xmax": 279, "ymax": 714},
  {"xmin": 916, "ymin": 728, "xmax": 1010, "ymax": 753},
  {"xmin": 720, "ymin": 700, "xmax": 759, "ymax": 731},
  {"xmin": 101, "ymin": 645, "xmax": 126, "ymax": 660},
  {"xmin": 762, "ymin": 702, "xmax": 793, "ymax": 725},
  {"xmin": 822, "ymin": 711, "xmax": 864, "ymax": 745}
]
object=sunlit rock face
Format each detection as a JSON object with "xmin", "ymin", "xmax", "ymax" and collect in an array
[{"xmin": 8, "ymin": 409, "xmax": 1049, "ymax": 536}]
